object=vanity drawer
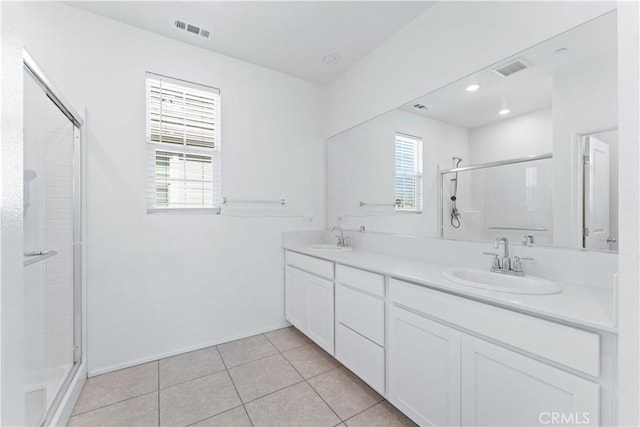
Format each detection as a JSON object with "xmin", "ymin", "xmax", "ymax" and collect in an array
[
  {"xmin": 389, "ymin": 279, "xmax": 600, "ymax": 377},
  {"xmin": 335, "ymin": 322, "xmax": 385, "ymax": 394},
  {"xmin": 285, "ymin": 251, "xmax": 334, "ymax": 279},
  {"xmin": 336, "ymin": 284, "xmax": 385, "ymax": 346},
  {"xmin": 336, "ymin": 264, "xmax": 385, "ymax": 297}
]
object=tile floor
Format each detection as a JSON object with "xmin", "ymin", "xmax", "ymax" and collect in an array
[{"xmin": 68, "ymin": 327, "xmax": 416, "ymax": 427}]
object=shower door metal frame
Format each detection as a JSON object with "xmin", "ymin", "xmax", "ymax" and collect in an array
[
  {"xmin": 438, "ymin": 153, "xmax": 553, "ymax": 237},
  {"xmin": 23, "ymin": 49, "xmax": 84, "ymax": 427}
]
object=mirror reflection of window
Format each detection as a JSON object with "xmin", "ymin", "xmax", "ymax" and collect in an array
[{"xmin": 395, "ymin": 133, "xmax": 423, "ymax": 212}]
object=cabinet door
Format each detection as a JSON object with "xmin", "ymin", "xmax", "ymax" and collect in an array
[
  {"xmin": 461, "ymin": 335, "xmax": 599, "ymax": 426},
  {"xmin": 306, "ymin": 273, "xmax": 335, "ymax": 354},
  {"xmin": 388, "ymin": 305, "xmax": 461, "ymax": 426},
  {"xmin": 285, "ymin": 266, "xmax": 308, "ymax": 331}
]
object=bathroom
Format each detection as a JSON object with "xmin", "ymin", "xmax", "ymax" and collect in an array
[{"xmin": 0, "ymin": 1, "xmax": 639, "ymax": 426}]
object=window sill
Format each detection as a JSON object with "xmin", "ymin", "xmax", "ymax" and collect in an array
[
  {"xmin": 395, "ymin": 209, "xmax": 423, "ymax": 214},
  {"xmin": 147, "ymin": 207, "xmax": 220, "ymax": 215}
]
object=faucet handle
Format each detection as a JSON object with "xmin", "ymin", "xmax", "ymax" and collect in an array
[
  {"xmin": 343, "ymin": 236, "xmax": 351, "ymax": 247},
  {"xmin": 512, "ymin": 256, "xmax": 533, "ymax": 274},
  {"xmin": 483, "ymin": 252, "xmax": 501, "ymax": 270}
]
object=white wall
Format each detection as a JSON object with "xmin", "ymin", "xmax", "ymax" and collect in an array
[
  {"xmin": 616, "ymin": 1, "xmax": 640, "ymax": 424},
  {"xmin": 325, "ymin": 1, "xmax": 616, "ymax": 138},
  {"xmin": 327, "ymin": 109, "xmax": 468, "ymax": 236},
  {"xmin": 0, "ymin": 1, "xmax": 26, "ymax": 425},
  {"xmin": 23, "ymin": 2, "xmax": 326, "ymax": 374},
  {"xmin": 468, "ymin": 108, "xmax": 553, "ymax": 164}
]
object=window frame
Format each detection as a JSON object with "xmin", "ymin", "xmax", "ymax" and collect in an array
[
  {"xmin": 145, "ymin": 72, "xmax": 221, "ymax": 214},
  {"xmin": 394, "ymin": 133, "xmax": 423, "ymax": 213}
]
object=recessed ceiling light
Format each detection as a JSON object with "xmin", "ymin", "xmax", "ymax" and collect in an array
[
  {"xmin": 466, "ymin": 84, "xmax": 480, "ymax": 92},
  {"xmin": 322, "ymin": 53, "xmax": 341, "ymax": 65},
  {"xmin": 498, "ymin": 108, "xmax": 511, "ymax": 115}
]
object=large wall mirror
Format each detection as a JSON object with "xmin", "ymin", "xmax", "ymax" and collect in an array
[{"xmin": 327, "ymin": 11, "xmax": 617, "ymax": 252}]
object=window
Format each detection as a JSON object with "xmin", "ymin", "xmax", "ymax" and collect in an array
[
  {"xmin": 146, "ymin": 73, "xmax": 221, "ymax": 212},
  {"xmin": 395, "ymin": 133, "xmax": 423, "ymax": 212}
]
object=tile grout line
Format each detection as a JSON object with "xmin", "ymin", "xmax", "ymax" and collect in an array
[
  {"xmin": 184, "ymin": 404, "xmax": 246, "ymax": 427},
  {"xmin": 216, "ymin": 346, "xmax": 255, "ymax": 427},
  {"xmin": 70, "ymin": 389, "xmax": 159, "ymax": 417},
  {"xmin": 157, "ymin": 360, "xmax": 160, "ymax": 426},
  {"xmin": 280, "ymin": 349, "xmax": 343, "ymax": 423}
]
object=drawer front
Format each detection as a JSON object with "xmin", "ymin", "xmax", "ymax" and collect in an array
[
  {"xmin": 336, "ymin": 264, "xmax": 385, "ymax": 297},
  {"xmin": 336, "ymin": 284, "xmax": 385, "ymax": 346},
  {"xmin": 285, "ymin": 251, "xmax": 334, "ymax": 279},
  {"xmin": 389, "ymin": 279, "xmax": 600, "ymax": 377},
  {"xmin": 335, "ymin": 323, "xmax": 385, "ymax": 394}
]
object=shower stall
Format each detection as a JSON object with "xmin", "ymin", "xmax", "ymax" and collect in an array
[{"xmin": 23, "ymin": 51, "xmax": 83, "ymax": 426}]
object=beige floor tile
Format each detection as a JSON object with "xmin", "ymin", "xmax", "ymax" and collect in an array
[
  {"xmin": 217, "ymin": 335, "xmax": 278, "ymax": 368},
  {"xmin": 282, "ymin": 343, "xmax": 340, "ymax": 379},
  {"xmin": 68, "ymin": 392, "xmax": 158, "ymax": 427},
  {"xmin": 160, "ymin": 347, "xmax": 225, "ymax": 388},
  {"xmin": 264, "ymin": 327, "xmax": 311, "ymax": 352},
  {"xmin": 308, "ymin": 367, "xmax": 382, "ymax": 420},
  {"xmin": 245, "ymin": 382, "xmax": 340, "ymax": 427},
  {"xmin": 160, "ymin": 371, "xmax": 241, "ymax": 426},
  {"xmin": 73, "ymin": 362, "xmax": 158, "ymax": 415},
  {"xmin": 190, "ymin": 406, "xmax": 252, "ymax": 427},
  {"xmin": 345, "ymin": 401, "xmax": 417, "ymax": 427},
  {"xmin": 228, "ymin": 354, "xmax": 303, "ymax": 402}
]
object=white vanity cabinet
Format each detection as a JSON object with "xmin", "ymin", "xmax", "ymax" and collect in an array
[
  {"xmin": 389, "ymin": 278, "xmax": 602, "ymax": 427},
  {"xmin": 283, "ymin": 250, "xmax": 611, "ymax": 427},
  {"xmin": 388, "ymin": 305, "xmax": 461, "ymax": 426},
  {"xmin": 461, "ymin": 335, "xmax": 599, "ymax": 426},
  {"xmin": 335, "ymin": 265, "xmax": 386, "ymax": 394},
  {"xmin": 284, "ymin": 252, "xmax": 334, "ymax": 353}
]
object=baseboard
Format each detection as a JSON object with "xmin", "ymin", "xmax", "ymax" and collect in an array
[
  {"xmin": 88, "ymin": 322, "xmax": 292, "ymax": 377},
  {"xmin": 49, "ymin": 361, "xmax": 87, "ymax": 426}
]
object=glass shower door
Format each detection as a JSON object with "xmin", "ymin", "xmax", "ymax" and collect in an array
[{"xmin": 23, "ymin": 61, "xmax": 81, "ymax": 426}]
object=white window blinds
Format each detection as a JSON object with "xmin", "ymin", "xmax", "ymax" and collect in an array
[
  {"xmin": 146, "ymin": 73, "xmax": 221, "ymax": 211},
  {"xmin": 395, "ymin": 133, "xmax": 423, "ymax": 211}
]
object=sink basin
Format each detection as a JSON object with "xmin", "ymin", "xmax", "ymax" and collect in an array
[
  {"xmin": 442, "ymin": 267, "xmax": 562, "ymax": 295},
  {"xmin": 307, "ymin": 244, "xmax": 353, "ymax": 253}
]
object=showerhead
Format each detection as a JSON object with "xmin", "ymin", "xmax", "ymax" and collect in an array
[{"xmin": 452, "ymin": 157, "xmax": 463, "ymax": 167}]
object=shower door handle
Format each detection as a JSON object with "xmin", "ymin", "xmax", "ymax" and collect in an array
[{"xmin": 606, "ymin": 237, "xmax": 617, "ymax": 243}]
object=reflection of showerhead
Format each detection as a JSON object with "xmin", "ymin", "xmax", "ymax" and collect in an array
[
  {"xmin": 453, "ymin": 157, "xmax": 463, "ymax": 168},
  {"xmin": 24, "ymin": 169, "xmax": 37, "ymax": 183}
]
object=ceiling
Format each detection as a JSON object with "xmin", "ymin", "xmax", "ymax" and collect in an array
[
  {"xmin": 64, "ymin": 1, "xmax": 434, "ymax": 85},
  {"xmin": 400, "ymin": 11, "xmax": 617, "ymax": 129}
]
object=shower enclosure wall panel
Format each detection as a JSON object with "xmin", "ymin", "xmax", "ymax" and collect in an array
[{"xmin": 23, "ymin": 55, "xmax": 82, "ymax": 426}]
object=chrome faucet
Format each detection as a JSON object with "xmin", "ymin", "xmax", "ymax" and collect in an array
[
  {"xmin": 483, "ymin": 236, "xmax": 533, "ymax": 276},
  {"xmin": 494, "ymin": 237, "xmax": 510, "ymax": 271},
  {"xmin": 331, "ymin": 226, "xmax": 349, "ymax": 247}
]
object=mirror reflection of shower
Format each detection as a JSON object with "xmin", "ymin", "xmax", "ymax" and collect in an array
[{"xmin": 450, "ymin": 157, "xmax": 463, "ymax": 228}]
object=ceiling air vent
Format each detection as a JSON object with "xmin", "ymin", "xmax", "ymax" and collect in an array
[
  {"xmin": 493, "ymin": 57, "xmax": 532, "ymax": 78},
  {"xmin": 413, "ymin": 104, "xmax": 428, "ymax": 110},
  {"xmin": 174, "ymin": 20, "xmax": 211, "ymax": 39}
]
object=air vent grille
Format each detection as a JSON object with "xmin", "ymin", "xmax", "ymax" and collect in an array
[
  {"xmin": 174, "ymin": 20, "xmax": 211, "ymax": 39},
  {"xmin": 493, "ymin": 58, "xmax": 531, "ymax": 77},
  {"xmin": 413, "ymin": 104, "xmax": 428, "ymax": 110}
]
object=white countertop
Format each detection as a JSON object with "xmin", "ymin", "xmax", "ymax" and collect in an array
[{"xmin": 284, "ymin": 245, "xmax": 616, "ymax": 333}]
